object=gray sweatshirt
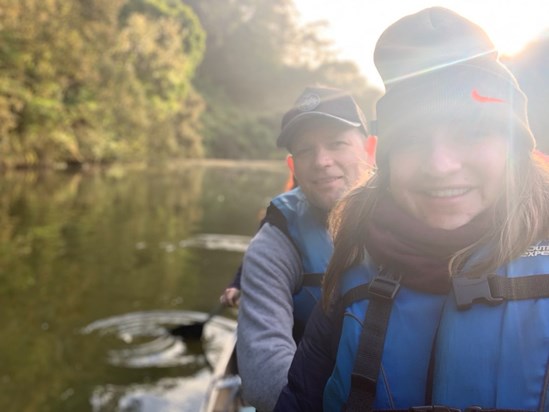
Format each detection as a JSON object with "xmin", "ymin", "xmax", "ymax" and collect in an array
[{"xmin": 237, "ymin": 222, "xmax": 303, "ymax": 411}]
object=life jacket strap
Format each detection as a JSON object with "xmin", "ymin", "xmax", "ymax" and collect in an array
[
  {"xmin": 341, "ymin": 276, "xmax": 401, "ymax": 308},
  {"xmin": 374, "ymin": 406, "xmax": 533, "ymax": 412},
  {"xmin": 453, "ymin": 274, "xmax": 549, "ymax": 310},
  {"xmin": 301, "ymin": 272, "xmax": 323, "ymax": 287},
  {"xmin": 374, "ymin": 407, "xmax": 459, "ymax": 412},
  {"xmin": 263, "ymin": 203, "xmax": 297, "ymax": 250},
  {"xmin": 345, "ymin": 271, "xmax": 400, "ymax": 412}
]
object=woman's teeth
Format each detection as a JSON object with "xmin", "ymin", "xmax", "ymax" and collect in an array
[{"xmin": 428, "ymin": 188, "xmax": 469, "ymax": 198}]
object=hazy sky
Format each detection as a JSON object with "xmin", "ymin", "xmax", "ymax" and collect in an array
[{"xmin": 294, "ymin": 0, "xmax": 549, "ymax": 90}]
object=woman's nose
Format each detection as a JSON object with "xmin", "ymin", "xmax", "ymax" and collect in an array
[{"xmin": 421, "ymin": 136, "xmax": 462, "ymax": 176}]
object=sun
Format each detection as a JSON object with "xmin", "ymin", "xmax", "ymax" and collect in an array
[
  {"xmin": 293, "ymin": 0, "xmax": 549, "ymax": 89},
  {"xmin": 464, "ymin": 1, "xmax": 549, "ymax": 57}
]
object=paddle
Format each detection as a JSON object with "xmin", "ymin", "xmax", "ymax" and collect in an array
[{"xmin": 168, "ymin": 303, "xmax": 225, "ymax": 340}]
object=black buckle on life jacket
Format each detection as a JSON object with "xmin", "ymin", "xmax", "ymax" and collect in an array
[
  {"xmin": 368, "ymin": 276, "xmax": 400, "ymax": 300},
  {"xmin": 410, "ymin": 406, "xmax": 460, "ymax": 412},
  {"xmin": 452, "ymin": 276, "xmax": 504, "ymax": 310}
]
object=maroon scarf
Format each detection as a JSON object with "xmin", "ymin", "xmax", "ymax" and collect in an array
[{"xmin": 364, "ymin": 194, "xmax": 491, "ymax": 294}]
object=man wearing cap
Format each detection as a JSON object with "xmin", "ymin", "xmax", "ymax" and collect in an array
[{"xmin": 236, "ymin": 86, "xmax": 375, "ymax": 411}]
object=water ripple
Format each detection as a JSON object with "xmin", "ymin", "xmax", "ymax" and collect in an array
[
  {"xmin": 82, "ymin": 310, "xmax": 237, "ymax": 411},
  {"xmin": 81, "ymin": 310, "xmax": 236, "ymax": 368}
]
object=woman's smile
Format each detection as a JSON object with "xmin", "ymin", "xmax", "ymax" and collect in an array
[
  {"xmin": 389, "ymin": 129, "xmax": 508, "ymax": 230},
  {"xmin": 422, "ymin": 187, "xmax": 471, "ymax": 198}
]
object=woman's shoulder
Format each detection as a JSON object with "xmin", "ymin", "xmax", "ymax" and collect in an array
[{"xmin": 338, "ymin": 256, "xmax": 379, "ymax": 295}]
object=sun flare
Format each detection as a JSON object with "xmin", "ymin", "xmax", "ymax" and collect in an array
[{"xmin": 294, "ymin": 0, "xmax": 549, "ymax": 89}]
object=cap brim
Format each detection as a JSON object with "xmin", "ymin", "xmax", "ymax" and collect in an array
[{"xmin": 277, "ymin": 112, "xmax": 361, "ymax": 148}]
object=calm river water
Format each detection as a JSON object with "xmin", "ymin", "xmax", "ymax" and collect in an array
[{"xmin": 0, "ymin": 160, "xmax": 287, "ymax": 412}]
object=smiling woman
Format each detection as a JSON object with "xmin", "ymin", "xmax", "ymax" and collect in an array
[
  {"xmin": 388, "ymin": 121, "xmax": 509, "ymax": 230},
  {"xmin": 274, "ymin": 7, "xmax": 549, "ymax": 411}
]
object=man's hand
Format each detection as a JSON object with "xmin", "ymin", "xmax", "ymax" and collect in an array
[{"xmin": 220, "ymin": 287, "xmax": 241, "ymax": 307}]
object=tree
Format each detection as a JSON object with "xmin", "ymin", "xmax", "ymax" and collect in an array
[
  {"xmin": 185, "ymin": 0, "xmax": 380, "ymax": 159},
  {"xmin": 0, "ymin": 0, "xmax": 206, "ymax": 168}
]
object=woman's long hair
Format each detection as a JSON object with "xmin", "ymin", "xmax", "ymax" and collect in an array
[{"xmin": 322, "ymin": 140, "xmax": 549, "ymax": 310}]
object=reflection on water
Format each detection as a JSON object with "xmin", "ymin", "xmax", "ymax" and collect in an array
[
  {"xmin": 0, "ymin": 161, "xmax": 286, "ymax": 412},
  {"xmin": 90, "ymin": 373, "xmax": 211, "ymax": 412},
  {"xmin": 179, "ymin": 234, "xmax": 252, "ymax": 253},
  {"xmin": 134, "ymin": 234, "xmax": 252, "ymax": 255},
  {"xmin": 83, "ymin": 311, "xmax": 236, "ymax": 411}
]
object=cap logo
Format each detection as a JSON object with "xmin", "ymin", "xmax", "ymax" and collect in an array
[
  {"xmin": 296, "ymin": 93, "xmax": 321, "ymax": 112},
  {"xmin": 471, "ymin": 89, "xmax": 505, "ymax": 103}
]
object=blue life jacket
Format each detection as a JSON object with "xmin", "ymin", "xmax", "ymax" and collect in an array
[
  {"xmin": 324, "ymin": 241, "xmax": 549, "ymax": 411},
  {"xmin": 266, "ymin": 187, "xmax": 332, "ymax": 341}
]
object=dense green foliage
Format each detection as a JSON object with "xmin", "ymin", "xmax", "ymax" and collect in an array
[
  {"xmin": 0, "ymin": 0, "xmax": 205, "ymax": 168},
  {"xmin": 0, "ymin": 0, "xmax": 382, "ymax": 166}
]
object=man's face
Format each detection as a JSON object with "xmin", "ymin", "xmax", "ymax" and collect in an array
[{"xmin": 288, "ymin": 124, "xmax": 373, "ymax": 211}]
